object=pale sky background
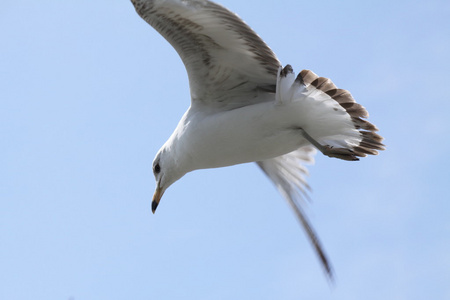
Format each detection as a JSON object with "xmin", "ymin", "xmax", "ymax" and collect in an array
[{"xmin": 1, "ymin": 0, "xmax": 450, "ymax": 299}]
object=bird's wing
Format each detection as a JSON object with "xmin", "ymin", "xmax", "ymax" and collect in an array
[
  {"xmin": 256, "ymin": 146, "xmax": 334, "ymax": 281},
  {"xmin": 131, "ymin": 0, "xmax": 280, "ymax": 110}
]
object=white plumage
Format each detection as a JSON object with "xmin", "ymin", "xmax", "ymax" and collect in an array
[{"xmin": 130, "ymin": 0, "xmax": 384, "ymax": 280}]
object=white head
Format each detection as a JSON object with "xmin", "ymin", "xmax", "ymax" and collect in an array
[{"xmin": 151, "ymin": 145, "xmax": 188, "ymax": 213}]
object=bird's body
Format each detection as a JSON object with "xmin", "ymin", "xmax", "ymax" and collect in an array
[
  {"xmin": 130, "ymin": 0, "xmax": 384, "ymax": 280},
  {"xmin": 165, "ymin": 101, "xmax": 301, "ymax": 171},
  {"xmin": 163, "ymin": 76, "xmax": 361, "ymax": 172}
]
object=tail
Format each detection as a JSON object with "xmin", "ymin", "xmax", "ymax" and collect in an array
[{"xmin": 276, "ymin": 65, "xmax": 385, "ymax": 160}]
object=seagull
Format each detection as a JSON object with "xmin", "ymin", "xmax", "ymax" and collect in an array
[{"xmin": 130, "ymin": 0, "xmax": 384, "ymax": 280}]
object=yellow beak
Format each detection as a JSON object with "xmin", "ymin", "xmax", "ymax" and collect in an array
[{"xmin": 152, "ymin": 186, "xmax": 163, "ymax": 213}]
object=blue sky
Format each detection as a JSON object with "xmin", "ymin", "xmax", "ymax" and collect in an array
[{"xmin": 1, "ymin": 0, "xmax": 449, "ymax": 299}]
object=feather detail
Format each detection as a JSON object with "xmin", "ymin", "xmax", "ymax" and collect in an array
[{"xmin": 257, "ymin": 146, "xmax": 334, "ymax": 281}]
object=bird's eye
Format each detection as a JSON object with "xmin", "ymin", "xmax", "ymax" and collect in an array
[{"xmin": 154, "ymin": 163, "xmax": 161, "ymax": 174}]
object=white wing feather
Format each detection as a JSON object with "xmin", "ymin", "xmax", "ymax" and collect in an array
[
  {"xmin": 257, "ymin": 146, "xmax": 334, "ymax": 280},
  {"xmin": 131, "ymin": 0, "xmax": 280, "ymax": 109}
]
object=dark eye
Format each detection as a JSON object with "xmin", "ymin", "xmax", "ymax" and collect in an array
[{"xmin": 154, "ymin": 163, "xmax": 161, "ymax": 174}]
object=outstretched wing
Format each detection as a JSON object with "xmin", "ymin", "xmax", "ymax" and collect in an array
[
  {"xmin": 256, "ymin": 146, "xmax": 334, "ymax": 280},
  {"xmin": 131, "ymin": 0, "xmax": 280, "ymax": 109}
]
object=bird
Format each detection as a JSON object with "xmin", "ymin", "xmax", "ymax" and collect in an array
[{"xmin": 130, "ymin": 0, "xmax": 384, "ymax": 280}]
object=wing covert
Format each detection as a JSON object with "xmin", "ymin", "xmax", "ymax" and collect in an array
[{"xmin": 131, "ymin": 0, "xmax": 281, "ymax": 109}]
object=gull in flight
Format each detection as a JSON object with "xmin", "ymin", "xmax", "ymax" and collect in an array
[{"xmin": 130, "ymin": 0, "xmax": 384, "ymax": 279}]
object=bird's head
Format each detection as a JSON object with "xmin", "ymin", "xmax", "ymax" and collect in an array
[{"xmin": 151, "ymin": 146, "xmax": 186, "ymax": 213}]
